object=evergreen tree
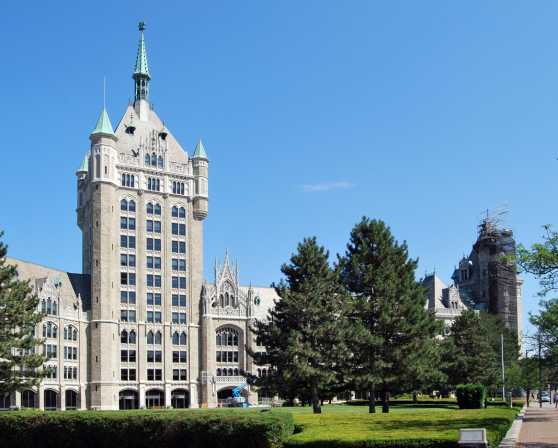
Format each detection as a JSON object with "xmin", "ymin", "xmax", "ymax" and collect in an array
[
  {"xmin": 0, "ymin": 232, "xmax": 45, "ymax": 394},
  {"xmin": 250, "ymin": 237, "xmax": 351, "ymax": 413},
  {"xmin": 442, "ymin": 310, "xmax": 518, "ymax": 391},
  {"xmin": 338, "ymin": 218, "xmax": 441, "ymax": 413}
]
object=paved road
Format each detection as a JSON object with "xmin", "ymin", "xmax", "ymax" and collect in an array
[{"xmin": 518, "ymin": 403, "xmax": 558, "ymax": 448}]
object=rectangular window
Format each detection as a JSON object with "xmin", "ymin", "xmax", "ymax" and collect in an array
[
  {"xmin": 129, "ymin": 236, "xmax": 136, "ymax": 249},
  {"xmin": 154, "ymin": 311, "xmax": 162, "ymax": 323},
  {"xmin": 172, "ymin": 258, "xmax": 178, "ymax": 271},
  {"xmin": 147, "ymin": 369, "xmax": 162, "ymax": 381},
  {"xmin": 173, "ymin": 369, "xmax": 187, "ymax": 381},
  {"xmin": 172, "ymin": 223, "xmax": 179, "ymax": 235},
  {"xmin": 180, "ymin": 277, "xmax": 186, "ymax": 289},
  {"xmin": 154, "ymin": 293, "xmax": 161, "ymax": 305},
  {"xmin": 147, "ymin": 311, "xmax": 154, "ymax": 322},
  {"xmin": 128, "ymin": 291, "xmax": 136, "ymax": 304},
  {"xmin": 179, "ymin": 259, "xmax": 186, "ymax": 271},
  {"xmin": 147, "ymin": 256, "xmax": 161, "ymax": 269},
  {"xmin": 128, "ymin": 218, "xmax": 136, "ymax": 230},
  {"xmin": 154, "ymin": 239, "xmax": 161, "ymax": 251},
  {"xmin": 146, "ymin": 220, "xmax": 153, "ymax": 232},
  {"xmin": 128, "ymin": 255, "xmax": 136, "ymax": 267},
  {"xmin": 172, "ymin": 241, "xmax": 186, "ymax": 254},
  {"xmin": 172, "ymin": 312, "xmax": 179, "ymax": 324},
  {"xmin": 154, "ymin": 221, "xmax": 161, "ymax": 233},
  {"xmin": 121, "ymin": 254, "xmax": 127, "ymax": 266},
  {"xmin": 179, "ymin": 313, "xmax": 187, "ymax": 324},
  {"xmin": 121, "ymin": 235, "xmax": 127, "ymax": 247},
  {"xmin": 147, "ymin": 238, "xmax": 153, "ymax": 251},
  {"xmin": 172, "ymin": 351, "xmax": 187, "ymax": 363},
  {"xmin": 147, "ymin": 274, "xmax": 153, "ymax": 287},
  {"xmin": 172, "ymin": 294, "xmax": 179, "ymax": 306},
  {"xmin": 179, "ymin": 224, "xmax": 186, "ymax": 235},
  {"xmin": 147, "ymin": 292, "xmax": 154, "ymax": 305},
  {"xmin": 121, "ymin": 217, "xmax": 127, "ymax": 229}
]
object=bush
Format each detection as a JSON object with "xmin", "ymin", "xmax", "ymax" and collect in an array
[
  {"xmin": 0, "ymin": 409, "xmax": 294, "ymax": 448},
  {"xmin": 456, "ymin": 384, "xmax": 486, "ymax": 409}
]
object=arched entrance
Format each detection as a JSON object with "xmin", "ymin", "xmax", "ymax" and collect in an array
[
  {"xmin": 21, "ymin": 390, "xmax": 37, "ymax": 408},
  {"xmin": 44, "ymin": 390, "xmax": 58, "ymax": 410},
  {"xmin": 65, "ymin": 390, "xmax": 78, "ymax": 410},
  {"xmin": 145, "ymin": 389, "xmax": 165, "ymax": 409},
  {"xmin": 119, "ymin": 389, "xmax": 139, "ymax": 410},
  {"xmin": 171, "ymin": 389, "xmax": 189, "ymax": 408}
]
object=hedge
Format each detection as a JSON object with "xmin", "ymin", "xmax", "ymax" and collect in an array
[
  {"xmin": 456, "ymin": 384, "xmax": 486, "ymax": 409},
  {"xmin": 284, "ymin": 439, "xmax": 459, "ymax": 448},
  {"xmin": 0, "ymin": 409, "xmax": 294, "ymax": 448}
]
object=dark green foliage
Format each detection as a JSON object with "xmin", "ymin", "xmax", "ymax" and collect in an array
[
  {"xmin": 0, "ymin": 409, "xmax": 294, "ymax": 448},
  {"xmin": 455, "ymin": 384, "xmax": 486, "ymax": 409},
  {"xmin": 442, "ymin": 311, "xmax": 518, "ymax": 389},
  {"xmin": 250, "ymin": 237, "xmax": 352, "ymax": 414},
  {"xmin": 338, "ymin": 218, "xmax": 442, "ymax": 413},
  {"xmin": 0, "ymin": 231, "xmax": 46, "ymax": 394}
]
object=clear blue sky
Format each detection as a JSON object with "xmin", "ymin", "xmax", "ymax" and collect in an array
[{"xmin": 1, "ymin": 1, "xmax": 556, "ymax": 338}]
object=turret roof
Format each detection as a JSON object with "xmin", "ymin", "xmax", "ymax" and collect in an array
[
  {"xmin": 91, "ymin": 108, "xmax": 116, "ymax": 137},
  {"xmin": 193, "ymin": 139, "xmax": 208, "ymax": 159}
]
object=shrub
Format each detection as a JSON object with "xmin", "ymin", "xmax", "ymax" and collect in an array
[
  {"xmin": 456, "ymin": 384, "xmax": 486, "ymax": 409},
  {"xmin": 0, "ymin": 409, "xmax": 294, "ymax": 448}
]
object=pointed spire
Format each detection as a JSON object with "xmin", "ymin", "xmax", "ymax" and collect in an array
[
  {"xmin": 91, "ymin": 108, "xmax": 116, "ymax": 137},
  {"xmin": 77, "ymin": 152, "xmax": 89, "ymax": 173},
  {"xmin": 193, "ymin": 139, "xmax": 208, "ymax": 159},
  {"xmin": 134, "ymin": 21, "xmax": 150, "ymax": 79}
]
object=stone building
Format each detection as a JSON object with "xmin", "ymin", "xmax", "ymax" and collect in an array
[
  {"xmin": 423, "ymin": 218, "xmax": 522, "ymax": 341},
  {"xmin": 1, "ymin": 24, "xmax": 278, "ymax": 411}
]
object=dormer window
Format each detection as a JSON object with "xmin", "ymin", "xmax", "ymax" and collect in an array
[
  {"xmin": 159, "ymin": 131, "xmax": 167, "ymax": 140},
  {"xmin": 125, "ymin": 125, "xmax": 136, "ymax": 135}
]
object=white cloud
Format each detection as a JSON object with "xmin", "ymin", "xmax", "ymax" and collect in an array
[{"xmin": 301, "ymin": 181, "xmax": 355, "ymax": 193}]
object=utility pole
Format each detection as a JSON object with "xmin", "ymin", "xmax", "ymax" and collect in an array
[
  {"xmin": 501, "ymin": 333, "xmax": 506, "ymax": 403},
  {"xmin": 538, "ymin": 332, "xmax": 542, "ymax": 408}
]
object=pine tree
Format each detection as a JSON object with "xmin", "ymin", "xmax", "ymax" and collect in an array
[
  {"xmin": 338, "ymin": 218, "xmax": 441, "ymax": 413},
  {"xmin": 441, "ymin": 310, "xmax": 517, "ymax": 390},
  {"xmin": 0, "ymin": 232, "xmax": 45, "ymax": 395},
  {"xmin": 250, "ymin": 237, "xmax": 351, "ymax": 413}
]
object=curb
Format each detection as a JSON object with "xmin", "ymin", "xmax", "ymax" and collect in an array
[{"xmin": 498, "ymin": 405, "xmax": 526, "ymax": 448}]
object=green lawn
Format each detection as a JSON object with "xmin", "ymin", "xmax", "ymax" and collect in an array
[{"xmin": 279, "ymin": 404, "xmax": 518, "ymax": 447}]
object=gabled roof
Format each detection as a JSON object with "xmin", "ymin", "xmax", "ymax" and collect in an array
[
  {"xmin": 91, "ymin": 108, "xmax": 116, "ymax": 137},
  {"xmin": 193, "ymin": 139, "xmax": 208, "ymax": 159}
]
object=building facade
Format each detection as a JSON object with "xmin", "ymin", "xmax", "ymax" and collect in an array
[
  {"xmin": 2, "ymin": 24, "xmax": 278, "ymax": 411},
  {"xmin": 423, "ymin": 218, "xmax": 523, "ymax": 341}
]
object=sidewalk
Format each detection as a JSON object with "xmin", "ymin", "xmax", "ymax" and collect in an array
[{"xmin": 517, "ymin": 403, "xmax": 558, "ymax": 447}]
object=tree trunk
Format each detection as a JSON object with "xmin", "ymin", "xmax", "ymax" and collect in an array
[
  {"xmin": 412, "ymin": 391, "xmax": 418, "ymax": 403},
  {"xmin": 311, "ymin": 385, "xmax": 321, "ymax": 414},
  {"xmin": 368, "ymin": 386, "xmax": 376, "ymax": 413},
  {"xmin": 526, "ymin": 389, "xmax": 530, "ymax": 407},
  {"xmin": 381, "ymin": 389, "xmax": 390, "ymax": 413}
]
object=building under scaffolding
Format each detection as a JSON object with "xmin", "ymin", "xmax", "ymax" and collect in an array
[{"xmin": 423, "ymin": 217, "xmax": 522, "ymax": 342}]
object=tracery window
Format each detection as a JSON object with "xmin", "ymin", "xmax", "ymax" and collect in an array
[{"xmin": 43, "ymin": 322, "xmax": 58, "ymax": 339}]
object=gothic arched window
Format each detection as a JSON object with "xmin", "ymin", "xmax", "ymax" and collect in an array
[
  {"xmin": 147, "ymin": 330, "xmax": 154, "ymax": 345},
  {"xmin": 179, "ymin": 331, "xmax": 187, "ymax": 345},
  {"xmin": 154, "ymin": 331, "xmax": 162, "ymax": 345},
  {"xmin": 145, "ymin": 154, "xmax": 150, "ymax": 166},
  {"xmin": 121, "ymin": 330, "xmax": 128, "ymax": 344},
  {"xmin": 151, "ymin": 153, "xmax": 157, "ymax": 167},
  {"xmin": 129, "ymin": 330, "xmax": 136, "ymax": 344},
  {"xmin": 129, "ymin": 200, "xmax": 136, "ymax": 212},
  {"xmin": 154, "ymin": 204, "xmax": 161, "ymax": 215},
  {"xmin": 147, "ymin": 203, "xmax": 153, "ymax": 215},
  {"xmin": 179, "ymin": 207, "xmax": 186, "ymax": 218},
  {"xmin": 158, "ymin": 156, "xmax": 163, "ymax": 169}
]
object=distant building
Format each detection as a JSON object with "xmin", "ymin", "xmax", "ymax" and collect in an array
[
  {"xmin": 1, "ymin": 24, "xmax": 279, "ymax": 411},
  {"xmin": 423, "ymin": 218, "xmax": 522, "ymax": 340}
]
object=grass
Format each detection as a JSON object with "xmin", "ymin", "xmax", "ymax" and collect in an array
[{"xmin": 279, "ymin": 403, "xmax": 519, "ymax": 447}]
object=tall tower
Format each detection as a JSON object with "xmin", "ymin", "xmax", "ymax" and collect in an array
[{"xmin": 76, "ymin": 23, "xmax": 209, "ymax": 409}]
